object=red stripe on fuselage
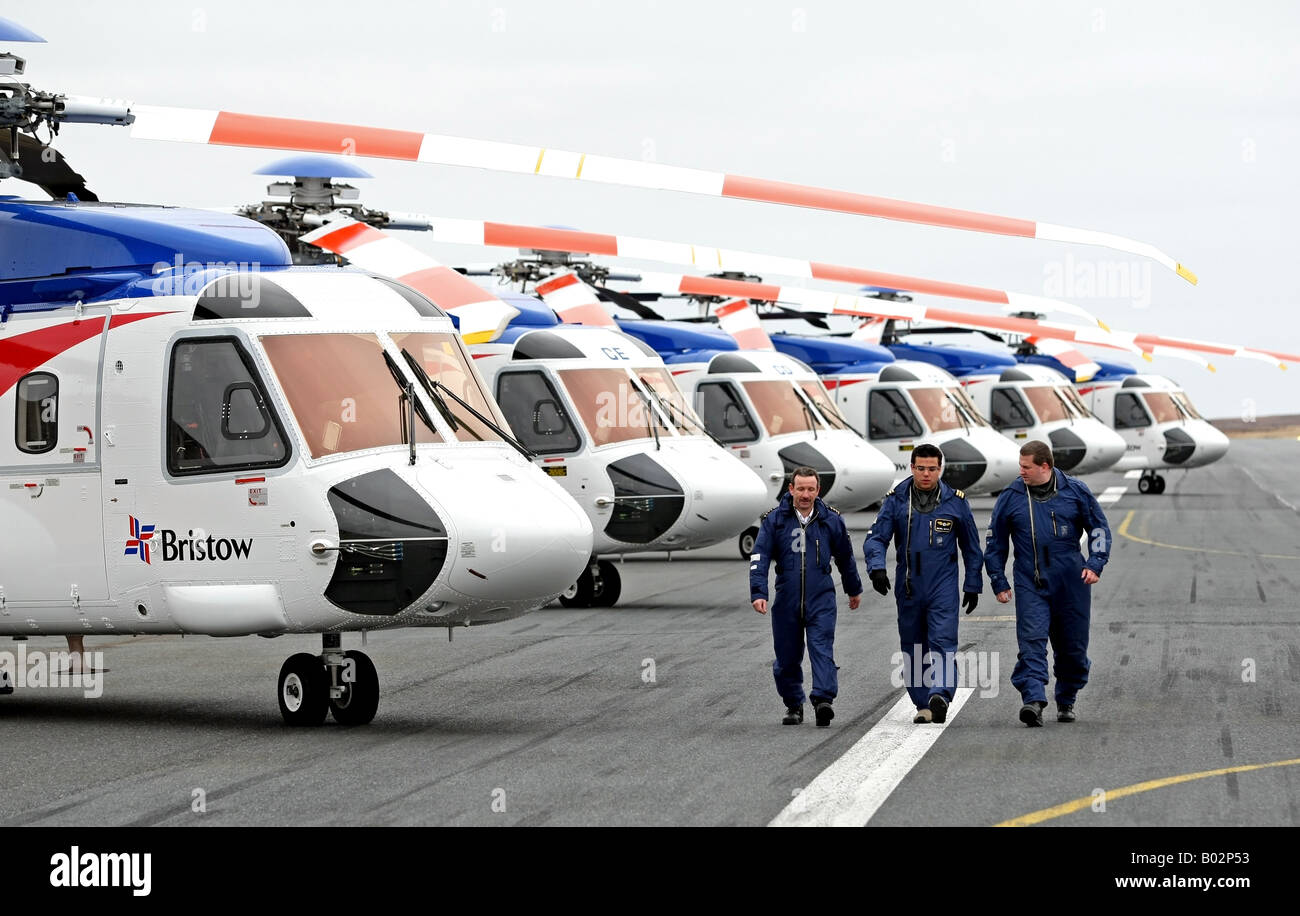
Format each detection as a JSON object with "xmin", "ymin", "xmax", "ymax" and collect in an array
[{"xmin": 1, "ymin": 312, "xmax": 168, "ymax": 396}]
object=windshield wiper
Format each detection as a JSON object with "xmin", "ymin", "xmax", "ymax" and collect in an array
[
  {"xmin": 1051, "ymin": 388, "xmax": 1076, "ymax": 425},
  {"xmin": 401, "ymin": 349, "xmax": 537, "ymax": 459},
  {"xmin": 944, "ymin": 390, "xmax": 971, "ymax": 434},
  {"xmin": 638, "ymin": 375, "xmax": 722, "ymax": 447},
  {"xmin": 628, "ymin": 378, "xmax": 661, "ymax": 451},
  {"xmin": 791, "ymin": 385, "xmax": 823, "ymax": 439},
  {"xmin": 382, "ymin": 350, "xmax": 438, "ymax": 463}
]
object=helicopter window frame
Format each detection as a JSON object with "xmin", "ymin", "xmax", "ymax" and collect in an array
[
  {"xmin": 695, "ymin": 380, "xmax": 759, "ymax": 444},
  {"xmin": 868, "ymin": 388, "xmax": 924, "ymax": 440},
  {"xmin": 1113, "ymin": 392, "xmax": 1153, "ymax": 429},
  {"xmin": 494, "ymin": 368, "xmax": 583, "ymax": 456},
  {"xmin": 990, "ymin": 387, "xmax": 1035, "ymax": 430},
  {"xmin": 166, "ymin": 335, "xmax": 293, "ymax": 477},
  {"xmin": 221, "ymin": 382, "xmax": 272, "ymax": 440},
  {"xmin": 15, "ymin": 371, "xmax": 59, "ymax": 455}
]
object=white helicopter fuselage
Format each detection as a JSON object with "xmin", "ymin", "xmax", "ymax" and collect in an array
[
  {"xmin": 1, "ymin": 269, "xmax": 592, "ymax": 637},
  {"xmin": 469, "ymin": 326, "xmax": 770, "ymax": 555},
  {"xmin": 665, "ymin": 351, "xmax": 895, "ymax": 512},
  {"xmin": 1078, "ymin": 374, "xmax": 1229, "ymax": 472},
  {"xmin": 822, "ymin": 360, "xmax": 1021, "ymax": 494},
  {"xmin": 960, "ymin": 364, "xmax": 1127, "ymax": 475}
]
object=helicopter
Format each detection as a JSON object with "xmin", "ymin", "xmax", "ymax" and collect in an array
[
  {"xmin": 294, "ymin": 224, "xmax": 771, "ymax": 606},
  {"xmin": 0, "ymin": 20, "xmax": 593, "ymax": 725}
]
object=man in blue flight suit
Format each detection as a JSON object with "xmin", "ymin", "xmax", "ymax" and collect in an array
[
  {"xmin": 750, "ymin": 466, "xmax": 862, "ymax": 727},
  {"xmin": 985, "ymin": 440, "xmax": 1112, "ymax": 727},
  {"xmin": 863, "ymin": 444, "xmax": 983, "ymax": 724}
]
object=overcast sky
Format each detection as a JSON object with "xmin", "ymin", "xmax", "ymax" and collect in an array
[{"xmin": 14, "ymin": 1, "xmax": 1300, "ymax": 418}]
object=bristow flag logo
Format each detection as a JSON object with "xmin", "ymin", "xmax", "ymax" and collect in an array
[
  {"xmin": 123, "ymin": 519, "xmax": 252, "ymax": 563},
  {"xmin": 124, "ymin": 516, "xmax": 156, "ymax": 563}
]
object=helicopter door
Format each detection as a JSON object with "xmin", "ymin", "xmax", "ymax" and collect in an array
[{"xmin": 0, "ymin": 310, "xmax": 109, "ymax": 616}]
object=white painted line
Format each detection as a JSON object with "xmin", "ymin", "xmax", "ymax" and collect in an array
[
  {"xmin": 1240, "ymin": 465, "xmax": 1300, "ymax": 513},
  {"xmin": 770, "ymin": 687, "xmax": 975, "ymax": 827},
  {"xmin": 1098, "ymin": 485, "xmax": 1127, "ymax": 506}
]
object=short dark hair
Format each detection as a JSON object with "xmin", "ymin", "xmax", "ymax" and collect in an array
[
  {"xmin": 788, "ymin": 466, "xmax": 820, "ymax": 488},
  {"xmin": 911, "ymin": 443, "xmax": 944, "ymax": 466},
  {"xmin": 1020, "ymin": 440, "xmax": 1054, "ymax": 468}
]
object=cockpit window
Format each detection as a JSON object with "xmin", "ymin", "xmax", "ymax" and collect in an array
[
  {"xmin": 991, "ymin": 387, "xmax": 1034, "ymax": 430},
  {"xmin": 260, "ymin": 332, "xmax": 442, "ymax": 459},
  {"xmin": 946, "ymin": 386, "xmax": 987, "ymax": 427},
  {"xmin": 696, "ymin": 381, "xmax": 758, "ymax": 443},
  {"xmin": 1171, "ymin": 391, "xmax": 1202, "ymax": 420},
  {"xmin": 741, "ymin": 380, "xmax": 819, "ymax": 436},
  {"xmin": 1023, "ymin": 386, "xmax": 1069, "ymax": 423},
  {"xmin": 909, "ymin": 387, "xmax": 965, "ymax": 432},
  {"xmin": 637, "ymin": 368, "xmax": 709, "ymax": 436},
  {"xmin": 1142, "ymin": 392, "xmax": 1182, "ymax": 424},
  {"xmin": 1060, "ymin": 386, "xmax": 1092, "ymax": 418},
  {"xmin": 496, "ymin": 370, "xmax": 581, "ymax": 455},
  {"xmin": 390, "ymin": 332, "xmax": 505, "ymax": 443},
  {"xmin": 168, "ymin": 337, "xmax": 290, "ymax": 474},
  {"xmin": 868, "ymin": 388, "xmax": 923, "ymax": 440},
  {"xmin": 798, "ymin": 381, "xmax": 853, "ymax": 431},
  {"xmin": 556, "ymin": 367, "xmax": 656, "ymax": 447},
  {"xmin": 1113, "ymin": 392, "xmax": 1152, "ymax": 429}
]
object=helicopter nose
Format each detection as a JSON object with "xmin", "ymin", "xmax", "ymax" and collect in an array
[
  {"xmin": 415, "ymin": 458, "xmax": 592, "ymax": 602},
  {"xmin": 803, "ymin": 433, "xmax": 894, "ymax": 510},
  {"xmin": 651, "ymin": 441, "xmax": 770, "ymax": 546},
  {"xmin": 1050, "ymin": 424, "xmax": 1126, "ymax": 475},
  {"xmin": 1193, "ymin": 423, "xmax": 1231, "ymax": 466},
  {"xmin": 944, "ymin": 430, "xmax": 1020, "ymax": 493}
]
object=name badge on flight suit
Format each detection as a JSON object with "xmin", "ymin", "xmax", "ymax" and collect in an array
[{"xmin": 931, "ymin": 516, "xmax": 953, "ymax": 547}]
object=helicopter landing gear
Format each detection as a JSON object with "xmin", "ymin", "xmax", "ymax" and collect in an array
[
  {"xmin": 558, "ymin": 558, "xmax": 622, "ymax": 608},
  {"xmin": 277, "ymin": 634, "xmax": 379, "ymax": 726},
  {"xmin": 738, "ymin": 526, "xmax": 759, "ymax": 560},
  {"xmin": 1137, "ymin": 470, "xmax": 1166, "ymax": 495}
]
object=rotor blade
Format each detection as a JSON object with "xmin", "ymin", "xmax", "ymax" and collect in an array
[
  {"xmin": 127, "ymin": 105, "xmax": 1195, "ymax": 284},
  {"xmin": 382, "ymin": 216, "xmax": 1111, "ymax": 329},
  {"xmin": 533, "ymin": 271, "xmax": 618, "ymax": 327},
  {"xmin": 1025, "ymin": 337, "xmax": 1103, "ymax": 382},
  {"xmin": 15, "ymin": 134, "xmax": 98, "ymax": 201},
  {"xmin": 299, "ymin": 218, "xmax": 516, "ymax": 343},
  {"xmin": 851, "ymin": 317, "xmax": 889, "ymax": 344},
  {"xmin": 714, "ymin": 299, "xmax": 774, "ymax": 351},
  {"xmin": 592, "ymin": 285, "xmax": 664, "ymax": 320}
]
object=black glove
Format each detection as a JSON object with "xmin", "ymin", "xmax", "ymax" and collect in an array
[
  {"xmin": 962, "ymin": 592, "xmax": 979, "ymax": 614},
  {"xmin": 870, "ymin": 569, "xmax": 890, "ymax": 596}
]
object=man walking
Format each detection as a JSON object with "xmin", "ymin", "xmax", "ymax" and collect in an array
[
  {"xmin": 863, "ymin": 444, "xmax": 983, "ymax": 724},
  {"xmin": 751, "ymin": 467, "xmax": 862, "ymax": 726},
  {"xmin": 985, "ymin": 440, "xmax": 1112, "ymax": 727}
]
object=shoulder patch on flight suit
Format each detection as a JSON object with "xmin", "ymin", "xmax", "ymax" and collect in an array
[
  {"xmin": 825, "ymin": 504, "xmax": 841, "ymax": 515},
  {"xmin": 885, "ymin": 487, "xmax": 896, "ymax": 497},
  {"xmin": 955, "ymin": 489, "xmax": 966, "ymax": 499},
  {"xmin": 760, "ymin": 507, "xmax": 775, "ymax": 520}
]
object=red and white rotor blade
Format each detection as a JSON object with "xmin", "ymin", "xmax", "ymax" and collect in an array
[
  {"xmin": 534, "ymin": 271, "xmax": 618, "ymax": 327},
  {"xmin": 1025, "ymin": 337, "xmax": 1103, "ymax": 382},
  {"xmin": 714, "ymin": 298, "xmax": 774, "ymax": 351},
  {"xmin": 405, "ymin": 217, "xmax": 1109, "ymax": 328},
  {"xmin": 851, "ymin": 317, "xmax": 889, "ymax": 344},
  {"xmin": 298, "ymin": 219, "xmax": 516, "ymax": 344},
  {"xmin": 128, "ymin": 105, "xmax": 1195, "ymax": 284}
]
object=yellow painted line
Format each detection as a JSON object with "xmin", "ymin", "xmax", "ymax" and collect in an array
[
  {"xmin": 533, "ymin": 148, "xmax": 545, "ymax": 173},
  {"xmin": 1176, "ymin": 263, "xmax": 1198, "ymax": 285},
  {"xmin": 1117, "ymin": 509, "xmax": 1300, "ymax": 560},
  {"xmin": 575, "ymin": 152, "xmax": 586, "ymax": 179},
  {"xmin": 996, "ymin": 757, "xmax": 1300, "ymax": 826}
]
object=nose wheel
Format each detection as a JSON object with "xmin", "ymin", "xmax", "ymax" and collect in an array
[
  {"xmin": 738, "ymin": 526, "xmax": 759, "ymax": 560},
  {"xmin": 558, "ymin": 558, "xmax": 622, "ymax": 608},
  {"xmin": 277, "ymin": 636, "xmax": 380, "ymax": 726},
  {"xmin": 1137, "ymin": 470, "xmax": 1166, "ymax": 494}
]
